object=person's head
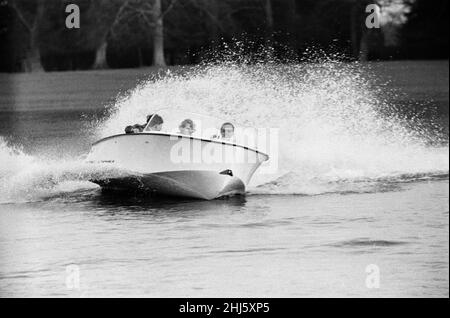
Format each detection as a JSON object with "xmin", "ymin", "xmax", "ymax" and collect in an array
[
  {"xmin": 125, "ymin": 125, "xmax": 134, "ymax": 134},
  {"xmin": 179, "ymin": 119, "xmax": 195, "ymax": 135},
  {"xmin": 134, "ymin": 124, "xmax": 145, "ymax": 133},
  {"xmin": 147, "ymin": 114, "xmax": 163, "ymax": 131},
  {"xmin": 125, "ymin": 124, "xmax": 143, "ymax": 134},
  {"xmin": 220, "ymin": 122, "xmax": 235, "ymax": 139}
]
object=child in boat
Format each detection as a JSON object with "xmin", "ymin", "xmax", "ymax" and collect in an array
[{"xmin": 220, "ymin": 122, "xmax": 235, "ymax": 141}]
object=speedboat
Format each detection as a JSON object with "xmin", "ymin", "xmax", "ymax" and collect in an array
[{"xmin": 86, "ymin": 109, "xmax": 269, "ymax": 200}]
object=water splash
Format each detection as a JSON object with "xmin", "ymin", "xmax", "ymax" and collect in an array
[
  {"xmin": 0, "ymin": 54, "xmax": 448, "ymax": 203},
  {"xmin": 0, "ymin": 137, "xmax": 138, "ymax": 203},
  {"xmin": 97, "ymin": 60, "xmax": 449, "ymax": 195}
]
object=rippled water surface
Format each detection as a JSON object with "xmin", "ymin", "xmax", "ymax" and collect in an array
[
  {"xmin": 0, "ymin": 61, "xmax": 448, "ymax": 297},
  {"xmin": 1, "ymin": 180, "xmax": 448, "ymax": 297}
]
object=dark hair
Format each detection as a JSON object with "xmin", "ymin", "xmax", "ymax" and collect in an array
[
  {"xmin": 220, "ymin": 122, "xmax": 234, "ymax": 135},
  {"xmin": 125, "ymin": 125, "xmax": 134, "ymax": 134},
  {"xmin": 180, "ymin": 119, "xmax": 194, "ymax": 129},
  {"xmin": 148, "ymin": 114, "xmax": 163, "ymax": 126},
  {"xmin": 125, "ymin": 124, "xmax": 144, "ymax": 134}
]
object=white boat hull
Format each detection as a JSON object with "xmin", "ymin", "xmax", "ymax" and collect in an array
[{"xmin": 86, "ymin": 133, "xmax": 268, "ymax": 200}]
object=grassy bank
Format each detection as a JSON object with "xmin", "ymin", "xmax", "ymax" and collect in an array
[{"xmin": 0, "ymin": 61, "xmax": 448, "ymax": 116}]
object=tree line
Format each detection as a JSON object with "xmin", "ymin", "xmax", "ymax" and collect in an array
[{"xmin": 0, "ymin": 0, "xmax": 448, "ymax": 72}]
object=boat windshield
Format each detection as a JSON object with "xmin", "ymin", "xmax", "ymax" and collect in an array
[{"xmin": 143, "ymin": 109, "xmax": 262, "ymax": 149}]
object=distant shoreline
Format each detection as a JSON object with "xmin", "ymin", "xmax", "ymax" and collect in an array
[{"xmin": 1, "ymin": 60, "xmax": 448, "ymax": 119}]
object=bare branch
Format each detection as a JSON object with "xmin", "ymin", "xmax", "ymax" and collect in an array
[
  {"xmin": 9, "ymin": 0, "xmax": 32, "ymax": 32},
  {"xmin": 189, "ymin": 0, "xmax": 226, "ymax": 33},
  {"xmin": 139, "ymin": 10, "xmax": 155, "ymax": 28},
  {"xmin": 161, "ymin": 0, "xmax": 179, "ymax": 19},
  {"xmin": 111, "ymin": 0, "xmax": 131, "ymax": 31}
]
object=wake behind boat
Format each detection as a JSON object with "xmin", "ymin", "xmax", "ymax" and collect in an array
[{"xmin": 86, "ymin": 110, "xmax": 269, "ymax": 199}]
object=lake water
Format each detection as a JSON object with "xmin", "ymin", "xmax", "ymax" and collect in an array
[{"xmin": 0, "ymin": 61, "xmax": 448, "ymax": 297}]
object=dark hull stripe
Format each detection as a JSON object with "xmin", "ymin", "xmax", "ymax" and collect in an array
[{"xmin": 92, "ymin": 132, "xmax": 269, "ymax": 159}]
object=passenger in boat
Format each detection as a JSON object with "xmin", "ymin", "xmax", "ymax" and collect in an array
[
  {"xmin": 220, "ymin": 122, "xmax": 235, "ymax": 141},
  {"xmin": 178, "ymin": 119, "xmax": 195, "ymax": 135},
  {"xmin": 124, "ymin": 114, "xmax": 153, "ymax": 134},
  {"xmin": 145, "ymin": 114, "xmax": 164, "ymax": 131},
  {"xmin": 125, "ymin": 124, "xmax": 145, "ymax": 134},
  {"xmin": 124, "ymin": 113, "xmax": 163, "ymax": 134},
  {"xmin": 211, "ymin": 122, "xmax": 235, "ymax": 141}
]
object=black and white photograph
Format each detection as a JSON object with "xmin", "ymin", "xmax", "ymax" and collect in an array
[{"xmin": 0, "ymin": 0, "xmax": 448, "ymax": 301}]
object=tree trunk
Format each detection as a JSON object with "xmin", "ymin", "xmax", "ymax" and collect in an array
[
  {"xmin": 19, "ymin": 0, "xmax": 45, "ymax": 72},
  {"xmin": 264, "ymin": 0, "xmax": 275, "ymax": 58},
  {"xmin": 287, "ymin": 0, "xmax": 296, "ymax": 29},
  {"xmin": 93, "ymin": 40, "xmax": 108, "ymax": 69},
  {"xmin": 209, "ymin": 0, "xmax": 220, "ymax": 46},
  {"xmin": 350, "ymin": 3, "xmax": 360, "ymax": 59},
  {"xmin": 359, "ymin": 30, "xmax": 370, "ymax": 61},
  {"xmin": 285, "ymin": 0, "xmax": 297, "ymax": 47},
  {"xmin": 264, "ymin": 0, "xmax": 274, "ymax": 40},
  {"xmin": 152, "ymin": 0, "xmax": 166, "ymax": 67},
  {"xmin": 24, "ymin": 45, "xmax": 43, "ymax": 73},
  {"xmin": 137, "ymin": 47, "xmax": 143, "ymax": 67}
]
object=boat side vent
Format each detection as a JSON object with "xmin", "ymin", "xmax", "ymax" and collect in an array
[{"xmin": 219, "ymin": 169, "xmax": 233, "ymax": 177}]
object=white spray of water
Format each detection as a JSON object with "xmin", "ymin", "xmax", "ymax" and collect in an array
[
  {"xmin": 0, "ymin": 60, "xmax": 448, "ymax": 202},
  {"xmin": 0, "ymin": 138, "xmax": 138, "ymax": 203},
  {"xmin": 98, "ymin": 62, "xmax": 449, "ymax": 195}
]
